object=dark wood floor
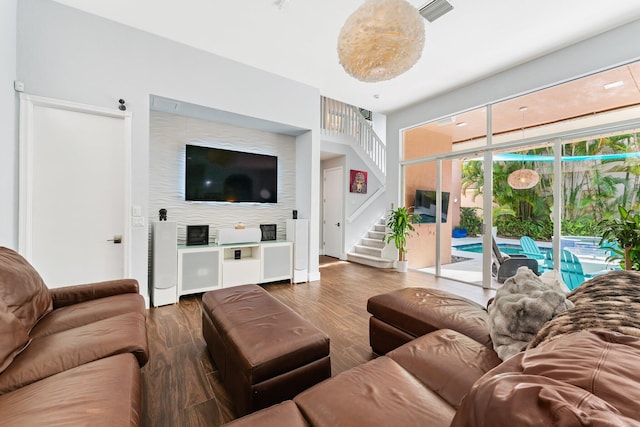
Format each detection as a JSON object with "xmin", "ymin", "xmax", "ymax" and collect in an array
[{"xmin": 141, "ymin": 257, "xmax": 496, "ymax": 427}]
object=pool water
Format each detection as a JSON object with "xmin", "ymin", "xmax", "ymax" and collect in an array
[{"xmin": 454, "ymin": 243, "xmax": 552, "ymax": 256}]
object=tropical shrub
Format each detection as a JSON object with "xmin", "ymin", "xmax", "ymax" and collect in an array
[
  {"xmin": 495, "ymin": 216, "xmax": 552, "ymax": 240},
  {"xmin": 459, "ymin": 207, "xmax": 482, "ymax": 236},
  {"xmin": 598, "ymin": 205, "xmax": 640, "ymax": 270},
  {"xmin": 461, "ymin": 133, "xmax": 640, "ymax": 239}
]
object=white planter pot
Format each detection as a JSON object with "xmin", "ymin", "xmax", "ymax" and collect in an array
[{"xmin": 397, "ymin": 260, "xmax": 409, "ymax": 273}]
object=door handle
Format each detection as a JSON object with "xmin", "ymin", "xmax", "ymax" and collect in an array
[
  {"xmin": 335, "ymin": 222, "xmax": 341, "ymax": 227},
  {"xmin": 107, "ymin": 235, "xmax": 123, "ymax": 244}
]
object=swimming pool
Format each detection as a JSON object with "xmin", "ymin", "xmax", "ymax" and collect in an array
[{"xmin": 454, "ymin": 242, "xmax": 552, "ymax": 256}]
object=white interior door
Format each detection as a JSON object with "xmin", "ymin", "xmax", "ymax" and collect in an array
[
  {"xmin": 19, "ymin": 95, "xmax": 131, "ymax": 287},
  {"xmin": 323, "ymin": 166, "xmax": 343, "ymax": 258}
]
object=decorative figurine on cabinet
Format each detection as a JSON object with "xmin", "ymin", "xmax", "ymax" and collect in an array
[{"xmin": 159, "ymin": 208, "xmax": 167, "ymax": 221}]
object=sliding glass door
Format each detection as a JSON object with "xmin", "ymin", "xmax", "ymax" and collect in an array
[{"xmin": 400, "ymin": 59, "xmax": 640, "ymax": 289}]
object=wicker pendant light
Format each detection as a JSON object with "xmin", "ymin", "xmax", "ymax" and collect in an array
[
  {"xmin": 508, "ymin": 168, "xmax": 540, "ymax": 189},
  {"xmin": 337, "ymin": 0, "xmax": 425, "ymax": 82}
]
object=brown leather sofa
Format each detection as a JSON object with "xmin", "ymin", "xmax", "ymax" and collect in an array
[
  {"xmin": 225, "ymin": 274, "xmax": 640, "ymax": 426},
  {"xmin": 0, "ymin": 247, "xmax": 149, "ymax": 426}
]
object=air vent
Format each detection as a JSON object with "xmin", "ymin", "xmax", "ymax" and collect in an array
[{"xmin": 419, "ymin": 0, "xmax": 454, "ymax": 22}]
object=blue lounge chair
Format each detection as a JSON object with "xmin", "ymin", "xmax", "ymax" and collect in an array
[
  {"xmin": 520, "ymin": 236, "xmax": 552, "ymax": 270},
  {"xmin": 520, "ymin": 236, "xmax": 545, "ymax": 259},
  {"xmin": 560, "ymin": 249, "xmax": 586, "ymax": 290}
]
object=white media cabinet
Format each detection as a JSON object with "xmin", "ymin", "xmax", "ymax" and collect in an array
[{"xmin": 176, "ymin": 241, "xmax": 293, "ymax": 297}]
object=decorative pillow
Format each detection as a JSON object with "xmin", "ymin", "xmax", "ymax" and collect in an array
[
  {"xmin": 0, "ymin": 247, "xmax": 53, "ymax": 373},
  {"xmin": 487, "ymin": 267, "xmax": 573, "ymax": 360},
  {"xmin": 528, "ymin": 270, "xmax": 640, "ymax": 350}
]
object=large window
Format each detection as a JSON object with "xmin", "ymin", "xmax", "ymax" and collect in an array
[
  {"xmin": 401, "ymin": 60, "xmax": 640, "ymax": 288},
  {"xmin": 401, "ymin": 107, "xmax": 487, "ymax": 284}
]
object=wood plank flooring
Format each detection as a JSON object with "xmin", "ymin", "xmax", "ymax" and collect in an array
[{"xmin": 141, "ymin": 257, "xmax": 495, "ymax": 427}]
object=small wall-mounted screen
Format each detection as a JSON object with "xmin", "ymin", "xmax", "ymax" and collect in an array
[{"xmin": 414, "ymin": 189, "xmax": 450, "ymax": 223}]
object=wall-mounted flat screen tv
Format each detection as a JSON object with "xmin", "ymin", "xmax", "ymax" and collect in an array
[
  {"xmin": 185, "ymin": 145, "xmax": 277, "ymax": 203},
  {"xmin": 414, "ymin": 189, "xmax": 450, "ymax": 223}
]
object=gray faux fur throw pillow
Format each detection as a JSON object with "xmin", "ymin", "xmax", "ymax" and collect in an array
[{"xmin": 487, "ymin": 267, "xmax": 574, "ymax": 360}]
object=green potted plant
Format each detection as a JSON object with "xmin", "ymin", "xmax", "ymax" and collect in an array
[
  {"xmin": 383, "ymin": 206, "xmax": 421, "ymax": 272},
  {"xmin": 598, "ymin": 205, "xmax": 640, "ymax": 270},
  {"xmin": 458, "ymin": 207, "xmax": 482, "ymax": 237}
]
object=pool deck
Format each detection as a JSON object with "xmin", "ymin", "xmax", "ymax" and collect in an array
[
  {"xmin": 418, "ymin": 236, "xmax": 512, "ymax": 288},
  {"xmin": 418, "ymin": 236, "xmax": 616, "ymax": 288}
]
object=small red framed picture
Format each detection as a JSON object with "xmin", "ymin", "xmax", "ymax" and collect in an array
[{"xmin": 350, "ymin": 169, "xmax": 367, "ymax": 194}]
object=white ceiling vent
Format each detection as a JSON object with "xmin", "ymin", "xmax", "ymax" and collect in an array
[{"xmin": 419, "ymin": 0, "xmax": 454, "ymax": 22}]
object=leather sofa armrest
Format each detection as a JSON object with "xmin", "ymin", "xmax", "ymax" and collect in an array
[
  {"xmin": 387, "ymin": 329, "xmax": 501, "ymax": 409},
  {"xmin": 50, "ymin": 279, "xmax": 140, "ymax": 309}
]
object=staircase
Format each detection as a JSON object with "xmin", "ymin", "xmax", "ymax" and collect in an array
[
  {"xmin": 320, "ymin": 96, "xmax": 394, "ymax": 269},
  {"xmin": 347, "ymin": 217, "xmax": 395, "ymax": 269}
]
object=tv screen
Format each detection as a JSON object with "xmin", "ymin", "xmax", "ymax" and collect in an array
[
  {"xmin": 414, "ymin": 189, "xmax": 450, "ymax": 223},
  {"xmin": 185, "ymin": 145, "xmax": 277, "ymax": 203}
]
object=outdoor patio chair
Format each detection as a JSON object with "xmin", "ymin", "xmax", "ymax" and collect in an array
[
  {"xmin": 520, "ymin": 236, "xmax": 552, "ymax": 271},
  {"xmin": 560, "ymin": 249, "xmax": 586, "ymax": 290},
  {"xmin": 491, "ymin": 238, "xmax": 540, "ymax": 283}
]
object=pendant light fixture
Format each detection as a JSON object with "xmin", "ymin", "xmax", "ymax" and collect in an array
[
  {"xmin": 508, "ymin": 168, "xmax": 540, "ymax": 189},
  {"xmin": 337, "ymin": 0, "xmax": 425, "ymax": 82},
  {"xmin": 508, "ymin": 106, "xmax": 540, "ymax": 189}
]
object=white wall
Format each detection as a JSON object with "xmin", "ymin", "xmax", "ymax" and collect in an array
[
  {"xmin": 14, "ymin": 0, "xmax": 321, "ymax": 299},
  {"xmin": 149, "ymin": 111, "xmax": 296, "ymax": 241},
  {"xmin": 385, "ymin": 19, "xmax": 640, "ymax": 207},
  {"xmin": 0, "ymin": 0, "xmax": 17, "ymax": 248}
]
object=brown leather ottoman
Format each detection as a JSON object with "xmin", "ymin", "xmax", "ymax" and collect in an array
[
  {"xmin": 202, "ymin": 284, "xmax": 331, "ymax": 416},
  {"xmin": 367, "ymin": 287, "xmax": 492, "ymax": 354}
]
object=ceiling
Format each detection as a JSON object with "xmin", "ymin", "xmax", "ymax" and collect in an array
[
  {"xmin": 426, "ymin": 61, "xmax": 640, "ymax": 144},
  {"xmin": 52, "ymin": 0, "xmax": 640, "ymax": 114}
]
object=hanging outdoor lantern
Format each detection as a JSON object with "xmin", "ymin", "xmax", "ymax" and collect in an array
[{"xmin": 508, "ymin": 168, "xmax": 540, "ymax": 189}]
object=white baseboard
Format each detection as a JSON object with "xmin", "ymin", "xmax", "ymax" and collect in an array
[{"xmin": 307, "ymin": 271, "xmax": 321, "ymax": 282}]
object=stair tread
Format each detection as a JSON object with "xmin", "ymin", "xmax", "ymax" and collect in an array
[
  {"xmin": 347, "ymin": 252, "xmax": 392, "ymax": 261},
  {"xmin": 362, "ymin": 237, "xmax": 384, "ymax": 241},
  {"xmin": 347, "ymin": 252, "xmax": 394, "ymax": 269},
  {"xmin": 354, "ymin": 246, "xmax": 383, "ymax": 256}
]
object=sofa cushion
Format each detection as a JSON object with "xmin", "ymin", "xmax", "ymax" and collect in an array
[
  {"xmin": 387, "ymin": 329, "xmax": 501, "ymax": 409},
  {"xmin": 0, "ymin": 353, "xmax": 141, "ymax": 427},
  {"xmin": 294, "ymin": 356, "xmax": 456, "ymax": 426},
  {"xmin": 452, "ymin": 330, "xmax": 640, "ymax": 426},
  {"xmin": 223, "ymin": 400, "xmax": 308, "ymax": 427},
  {"xmin": 0, "ymin": 247, "xmax": 52, "ymax": 373},
  {"xmin": 0, "ymin": 312, "xmax": 148, "ymax": 394},
  {"xmin": 29, "ymin": 292, "xmax": 146, "ymax": 339}
]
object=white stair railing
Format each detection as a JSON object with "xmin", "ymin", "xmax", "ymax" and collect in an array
[{"xmin": 320, "ymin": 96, "xmax": 386, "ymax": 183}]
